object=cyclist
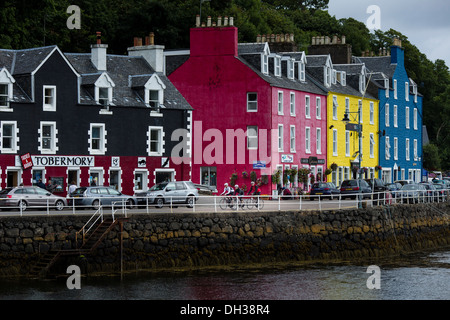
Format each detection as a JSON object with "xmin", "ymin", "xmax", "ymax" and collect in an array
[
  {"xmin": 248, "ymin": 181, "xmax": 261, "ymax": 196},
  {"xmin": 234, "ymin": 184, "xmax": 245, "ymax": 207},
  {"xmin": 220, "ymin": 183, "xmax": 233, "ymax": 203}
]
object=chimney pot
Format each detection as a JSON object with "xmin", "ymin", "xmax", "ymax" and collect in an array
[
  {"xmin": 218, "ymin": 16, "xmax": 222, "ymax": 27},
  {"xmin": 290, "ymin": 33, "xmax": 294, "ymax": 42},
  {"xmin": 207, "ymin": 16, "xmax": 211, "ymax": 27},
  {"xmin": 134, "ymin": 37, "xmax": 139, "ymax": 47},
  {"xmin": 229, "ymin": 17, "xmax": 234, "ymax": 26},
  {"xmin": 224, "ymin": 16, "xmax": 228, "ymax": 26},
  {"xmin": 196, "ymin": 15, "xmax": 200, "ymax": 27},
  {"xmin": 256, "ymin": 34, "xmax": 261, "ymax": 43},
  {"xmin": 96, "ymin": 32, "xmax": 102, "ymax": 45},
  {"xmin": 341, "ymin": 35, "xmax": 346, "ymax": 44},
  {"xmin": 149, "ymin": 32, "xmax": 154, "ymax": 45},
  {"xmin": 332, "ymin": 35, "xmax": 338, "ymax": 44}
]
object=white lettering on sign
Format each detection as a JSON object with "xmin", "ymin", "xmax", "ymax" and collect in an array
[{"xmin": 32, "ymin": 156, "xmax": 95, "ymax": 167}]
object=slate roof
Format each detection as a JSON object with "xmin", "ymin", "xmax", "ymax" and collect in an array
[
  {"xmin": 0, "ymin": 45, "xmax": 192, "ymax": 110},
  {"xmin": 353, "ymin": 56, "xmax": 396, "ymax": 78},
  {"xmin": 65, "ymin": 53, "xmax": 192, "ymax": 110}
]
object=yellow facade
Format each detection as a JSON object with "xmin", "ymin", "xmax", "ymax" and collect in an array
[{"xmin": 327, "ymin": 92, "xmax": 379, "ymax": 187}]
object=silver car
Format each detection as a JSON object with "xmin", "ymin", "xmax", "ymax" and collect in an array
[
  {"xmin": 399, "ymin": 184, "xmax": 427, "ymax": 204},
  {"xmin": 70, "ymin": 186, "xmax": 137, "ymax": 209},
  {"xmin": 136, "ymin": 181, "xmax": 199, "ymax": 208},
  {"xmin": 0, "ymin": 186, "xmax": 67, "ymax": 211}
]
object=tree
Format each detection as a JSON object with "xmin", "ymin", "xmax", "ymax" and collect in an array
[{"xmin": 423, "ymin": 144, "xmax": 441, "ymax": 171}]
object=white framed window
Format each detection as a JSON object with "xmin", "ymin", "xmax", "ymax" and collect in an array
[
  {"xmin": 359, "ymin": 74, "xmax": 366, "ymax": 93},
  {"xmin": 332, "ymin": 129, "xmax": 338, "ymax": 156},
  {"xmin": 1, "ymin": 121, "xmax": 19, "ymax": 153},
  {"xmin": 262, "ymin": 53, "xmax": 269, "ymax": 75},
  {"xmin": 278, "ymin": 124, "xmax": 284, "ymax": 152},
  {"xmin": 345, "ymin": 97, "xmax": 350, "ymax": 115},
  {"xmin": 0, "ymin": 83, "xmax": 10, "ymax": 108},
  {"xmin": 274, "ymin": 56, "xmax": 281, "ymax": 77},
  {"xmin": 414, "ymin": 139, "xmax": 418, "ymax": 160},
  {"xmin": 39, "ymin": 121, "xmax": 58, "ymax": 154},
  {"xmin": 148, "ymin": 126, "xmax": 164, "ymax": 156},
  {"xmin": 405, "ymin": 107, "xmax": 410, "ymax": 129},
  {"xmin": 358, "ymin": 100, "xmax": 363, "ymax": 123},
  {"xmin": 370, "ymin": 102, "xmax": 374, "ymax": 124},
  {"xmin": 43, "ymin": 85, "xmax": 56, "ymax": 111},
  {"xmin": 89, "ymin": 123, "xmax": 107, "ymax": 155},
  {"xmin": 247, "ymin": 92, "xmax": 258, "ymax": 112},
  {"xmin": 332, "ymin": 95, "xmax": 338, "ymax": 120},
  {"xmin": 134, "ymin": 169, "xmax": 149, "ymax": 192},
  {"xmin": 385, "ymin": 104, "xmax": 390, "ymax": 127},
  {"xmin": 385, "ymin": 79, "xmax": 389, "ymax": 98},
  {"xmin": 394, "ymin": 79, "xmax": 397, "ymax": 99},
  {"xmin": 325, "ymin": 66, "xmax": 332, "ymax": 87},
  {"xmin": 316, "ymin": 97, "xmax": 321, "ymax": 119},
  {"xmin": 0, "ymin": 68, "xmax": 15, "ymax": 109},
  {"xmin": 332, "ymin": 69, "xmax": 337, "ymax": 84},
  {"xmin": 385, "ymin": 136, "xmax": 391, "ymax": 160},
  {"xmin": 278, "ymin": 91, "xmax": 283, "ymax": 115},
  {"xmin": 290, "ymin": 92, "xmax": 295, "ymax": 116},
  {"xmin": 290, "ymin": 125, "xmax": 296, "ymax": 152},
  {"xmin": 148, "ymin": 90, "xmax": 160, "ymax": 109},
  {"xmin": 316, "ymin": 128, "xmax": 321, "ymax": 154},
  {"xmin": 287, "ymin": 59, "xmax": 295, "ymax": 79},
  {"xmin": 413, "ymin": 108, "xmax": 418, "ymax": 130},
  {"xmin": 394, "ymin": 137, "xmax": 398, "ymax": 160},
  {"xmin": 394, "ymin": 105, "xmax": 398, "ymax": 127},
  {"xmin": 345, "ymin": 130, "xmax": 350, "ymax": 157},
  {"xmin": 298, "ymin": 62, "xmax": 305, "ymax": 82},
  {"xmin": 247, "ymin": 126, "xmax": 258, "ymax": 150},
  {"xmin": 405, "ymin": 82, "xmax": 409, "ymax": 101},
  {"xmin": 370, "ymin": 133, "xmax": 375, "ymax": 158},
  {"xmin": 305, "ymin": 95, "xmax": 310, "ymax": 118},
  {"xmin": 305, "ymin": 127, "xmax": 311, "ymax": 153},
  {"xmin": 341, "ymin": 71, "xmax": 346, "ymax": 86},
  {"xmin": 406, "ymin": 138, "xmax": 410, "ymax": 161}
]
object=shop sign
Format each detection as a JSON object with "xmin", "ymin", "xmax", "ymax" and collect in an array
[
  {"xmin": 281, "ymin": 155, "xmax": 294, "ymax": 163},
  {"xmin": 32, "ymin": 156, "xmax": 94, "ymax": 167},
  {"xmin": 253, "ymin": 161, "xmax": 266, "ymax": 169},
  {"xmin": 20, "ymin": 153, "xmax": 33, "ymax": 170}
]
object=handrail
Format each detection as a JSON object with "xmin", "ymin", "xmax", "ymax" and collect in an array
[{"xmin": 75, "ymin": 206, "xmax": 103, "ymax": 248}]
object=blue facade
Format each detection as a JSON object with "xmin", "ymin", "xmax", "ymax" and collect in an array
[{"xmin": 360, "ymin": 44, "xmax": 423, "ymax": 182}]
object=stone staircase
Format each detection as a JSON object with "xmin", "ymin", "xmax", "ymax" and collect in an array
[{"xmin": 29, "ymin": 217, "xmax": 119, "ymax": 278}]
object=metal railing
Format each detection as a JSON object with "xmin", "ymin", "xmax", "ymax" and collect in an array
[
  {"xmin": 0, "ymin": 189, "xmax": 449, "ymax": 216},
  {"xmin": 75, "ymin": 206, "xmax": 103, "ymax": 248}
]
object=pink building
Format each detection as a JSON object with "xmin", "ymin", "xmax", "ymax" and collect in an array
[{"xmin": 167, "ymin": 17, "xmax": 328, "ymax": 195}]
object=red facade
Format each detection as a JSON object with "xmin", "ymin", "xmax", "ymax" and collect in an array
[{"xmin": 169, "ymin": 24, "xmax": 328, "ymax": 194}]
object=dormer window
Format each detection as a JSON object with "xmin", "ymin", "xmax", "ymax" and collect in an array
[
  {"xmin": 262, "ymin": 53, "xmax": 269, "ymax": 75},
  {"xmin": 98, "ymin": 87, "xmax": 109, "ymax": 106},
  {"xmin": 286, "ymin": 58, "xmax": 295, "ymax": 79},
  {"xmin": 43, "ymin": 86, "xmax": 56, "ymax": 111},
  {"xmin": 298, "ymin": 62, "xmax": 305, "ymax": 82},
  {"xmin": 144, "ymin": 74, "xmax": 166, "ymax": 113},
  {"xmin": 274, "ymin": 56, "xmax": 281, "ymax": 77},
  {"xmin": 0, "ymin": 68, "xmax": 15, "ymax": 110},
  {"xmin": 384, "ymin": 79, "xmax": 389, "ymax": 98},
  {"xmin": 94, "ymin": 73, "xmax": 115, "ymax": 108},
  {"xmin": 359, "ymin": 74, "xmax": 366, "ymax": 93},
  {"xmin": 149, "ymin": 90, "xmax": 160, "ymax": 109},
  {"xmin": 325, "ymin": 66, "xmax": 332, "ymax": 87}
]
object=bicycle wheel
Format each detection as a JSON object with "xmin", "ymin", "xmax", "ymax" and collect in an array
[
  {"xmin": 219, "ymin": 198, "xmax": 228, "ymax": 210},
  {"xmin": 246, "ymin": 198, "xmax": 256, "ymax": 210},
  {"xmin": 229, "ymin": 198, "xmax": 238, "ymax": 210},
  {"xmin": 256, "ymin": 198, "xmax": 264, "ymax": 210}
]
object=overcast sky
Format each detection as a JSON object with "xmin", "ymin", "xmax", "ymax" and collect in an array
[{"xmin": 327, "ymin": 0, "xmax": 450, "ymax": 67}]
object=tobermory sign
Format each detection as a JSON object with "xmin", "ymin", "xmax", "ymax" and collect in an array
[{"xmin": 31, "ymin": 156, "xmax": 95, "ymax": 167}]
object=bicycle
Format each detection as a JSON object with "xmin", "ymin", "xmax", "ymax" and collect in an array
[{"xmin": 246, "ymin": 196, "xmax": 264, "ymax": 210}]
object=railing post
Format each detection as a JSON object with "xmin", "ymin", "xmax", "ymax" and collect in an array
[
  {"xmin": 278, "ymin": 194, "xmax": 281, "ymax": 211},
  {"xmin": 214, "ymin": 196, "xmax": 217, "ymax": 213},
  {"xmin": 47, "ymin": 198, "xmax": 50, "ymax": 215}
]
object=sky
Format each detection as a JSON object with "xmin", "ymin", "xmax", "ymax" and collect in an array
[{"xmin": 327, "ymin": 0, "xmax": 450, "ymax": 67}]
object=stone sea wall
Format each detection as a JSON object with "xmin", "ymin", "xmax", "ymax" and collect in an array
[{"xmin": 0, "ymin": 202, "xmax": 449, "ymax": 276}]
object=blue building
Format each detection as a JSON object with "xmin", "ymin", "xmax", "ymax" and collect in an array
[{"xmin": 356, "ymin": 39, "xmax": 423, "ymax": 183}]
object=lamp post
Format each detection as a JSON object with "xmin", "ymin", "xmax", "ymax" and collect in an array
[{"xmin": 199, "ymin": 0, "xmax": 211, "ymax": 24}]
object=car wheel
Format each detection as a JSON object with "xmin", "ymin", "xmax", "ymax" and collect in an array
[
  {"xmin": 92, "ymin": 199, "xmax": 101, "ymax": 210},
  {"xmin": 186, "ymin": 196, "xmax": 195, "ymax": 208},
  {"xmin": 55, "ymin": 200, "xmax": 65, "ymax": 211},
  {"xmin": 126, "ymin": 199, "xmax": 134, "ymax": 209},
  {"xmin": 155, "ymin": 197, "xmax": 164, "ymax": 209},
  {"xmin": 19, "ymin": 200, "xmax": 27, "ymax": 211}
]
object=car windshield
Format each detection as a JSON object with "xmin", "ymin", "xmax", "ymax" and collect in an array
[
  {"xmin": 313, "ymin": 183, "xmax": 328, "ymax": 188},
  {"xmin": 402, "ymin": 185, "xmax": 417, "ymax": 190},
  {"xmin": 434, "ymin": 184, "xmax": 444, "ymax": 189},
  {"xmin": 341, "ymin": 180, "xmax": 358, "ymax": 187},
  {"xmin": 149, "ymin": 183, "xmax": 168, "ymax": 191},
  {"xmin": 72, "ymin": 187, "xmax": 87, "ymax": 195}
]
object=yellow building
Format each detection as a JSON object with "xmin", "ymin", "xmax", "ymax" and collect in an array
[{"xmin": 326, "ymin": 64, "xmax": 380, "ymax": 187}]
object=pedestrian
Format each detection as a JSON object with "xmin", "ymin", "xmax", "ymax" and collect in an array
[
  {"xmin": 68, "ymin": 180, "xmax": 77, "ymax": 196},
  {"xmin": 37, "ymin": 179, "xmax": 46, "ymax": 189},
  {"xmin": 46, "ymin": 179, "xmax": 56, "ymax": 193}
]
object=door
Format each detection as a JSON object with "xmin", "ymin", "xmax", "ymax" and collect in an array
[
  {"xmin": 7, "ymin": 170, "xmax": 19, "ymax": 187},
  {"xmin": 98, "ymin": 187, "xmax": 112, "ymax": 205},
  {"xmin": 164, "ymin": 182, "xmax": 178, "ymax": 203},
  {"xmin": 175, "ymin": 181, "xmax": 188, "ymax": 203}
]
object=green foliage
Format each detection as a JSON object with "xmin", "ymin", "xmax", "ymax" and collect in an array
[{"xmin": 1, "ymin": 0, "xmax": 449, "ymax": 169}]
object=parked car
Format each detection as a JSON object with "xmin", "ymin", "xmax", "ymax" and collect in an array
[
  {"xmin": 0, "ymin": 186, "xmax": 67, "ymax": 211},
  {"xmin": 135, "ymin": 181, "xmax": 199, "ymax": 209},
  {"xmin": 70, "ymin": 186, "xmax": 137, "ymax": 209},
  {"xmin": 419, "ymin": 182, "xmax": 439, "ymax": 202},
  {"xmin": 431, "ymin": 179, "xmax": 450, "ymax": 188},
  {"xmin": 432, "ymin": 183, "xmax": 448, "ymax": 201},
  {"xmin": 339, "ymin": 179, "xmax": 372, "ymax": 200},
  {"xmin": 394, "ymin": 180, "xmax": 416, "ymax": 186},
  {"xmin": 365, "ymin": 178, "xmax": 389, "ymax": 204},
  {"xmin": 398, "ymin": 184, "xmax": 427, "ymax": 204},
  {"xmin": 309, "ymin": 182, "xmax": 340, "ymax": 200},
  {"xmin": 385, "ymin": 182, "xmax": 402, "ymax": 198}
]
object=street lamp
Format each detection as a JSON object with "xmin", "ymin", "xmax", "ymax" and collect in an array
[
  {"xmin": 342, "ymin": 102, "xmax": 363, "ymax": 180},
  {"xmin": 199, "ymin": 0, "xmax": 211, "ymax": 23}
]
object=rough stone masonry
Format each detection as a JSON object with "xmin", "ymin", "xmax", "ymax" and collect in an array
[{"xmin": 0, "ymin": 202, "xmax": 449, "ymax": 276}]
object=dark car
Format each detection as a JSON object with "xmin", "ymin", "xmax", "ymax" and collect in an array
[
  {"xmin": 419, "ymin": 182, "xmax": 439, "ymax": 202},
  {"xmin": 433, "ymin": 183, "xmax": 448, "ymax": 201},
  {"xmin": 309, "ymin": 182, "xmax": 340, "ymax": 200},
  {"xmin": 385, "ymin": 182, "xmax": 402, "ymax": 198},
  {"xmin": 339, "ymin": 179, "xmax": 372, "ymax": 200},
  {"xmin": 365, "ymin": 178, "xmax": 388, "ymax": 204}
]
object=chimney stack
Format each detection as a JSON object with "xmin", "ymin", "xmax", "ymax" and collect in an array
[
  {"xmin": 128, "ymin": 32, "xmax": 165, "ymax": 73},
  {"xmin": 91, "ymin": 32, "xmax": 108, "ymax": 71}
]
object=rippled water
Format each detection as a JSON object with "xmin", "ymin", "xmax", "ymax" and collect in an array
[{"xmin": 0, "ymin": 248, "xmax": 449, "ymax": 301}]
